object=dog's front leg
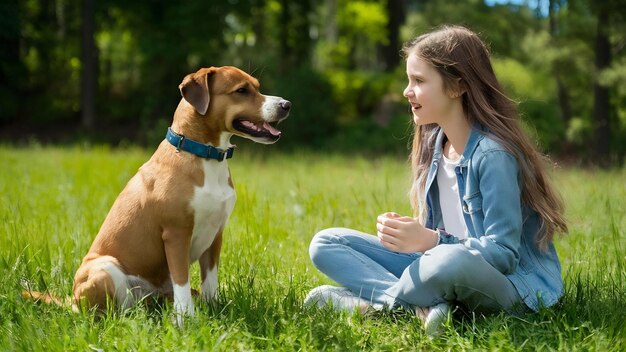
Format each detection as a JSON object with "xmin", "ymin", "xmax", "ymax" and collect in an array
[
  {"xmin": 163, "ymin": 228, "xmax": 193, "ymax": 326},
  {"xmin": 199, "ymin": 230, "xmax": 223, "ymax": 302}
]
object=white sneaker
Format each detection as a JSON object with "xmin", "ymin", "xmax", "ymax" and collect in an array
[
  {"xmin": 423, "ymin": 302, "xmax": 451, "ymax": 337},
  {"xmin": 304, "ymin": 285, "xmax": 368, "ymax": 313}
]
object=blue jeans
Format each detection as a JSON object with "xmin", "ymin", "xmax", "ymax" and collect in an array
[{"xmin": 309, "ymin": 228, "xmax": 525, "ymax": 314}]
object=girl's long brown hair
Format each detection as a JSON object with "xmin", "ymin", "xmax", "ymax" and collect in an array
[{"xmin": 404, "ymin": 25, "xmax": 567, "ymax": 250}]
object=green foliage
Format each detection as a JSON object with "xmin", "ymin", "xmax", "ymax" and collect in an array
[
  {"xmin": 315, "ymin": 0, "xmax": 389, "ymax": 70},
  {"xmin": 339, "ymin": 2, "xmax": 388, "ymax": 42},
  {"xmin": 0, "ymin": 0, "xmax": 22, "ymax": 123},
  {"xmin": 599, "ymin": 55, "xmax": 626, "ymax": 156},
  {"xmin": 520, "ymin": 27, "xmax": 596, "ymax": 153},
  {"xmin": 1, "ymin": 0, "xmax": 625, "ymax": 162},
  {"xmin": 1, "ymin": 146, "xmax": 625, "ymax": 350},
  {"xmin": 324, "ymin": 70, "xmax": 394, "ymax": 123},
  {"xmin": 262, "ymin": 66, "xmax": 401, "ymax": 151},
  {"xmin": 600, "ymin": 56, "xmax": 626, "ymax": 96},
  {"xmin": 9, "ymin": 0, "xmax": 82, "ymax": 124},
  {"xmin": 492, "ymin": 57, "xmax": 563, "ymax": 151},
  {"xmin": 269, "ymin": 67, "xmax": 337, "ymax": 148},
  {"xmin": 404, "ymin": 0, "xmax": 541, "ymax": 58},
  {"xmin": 326, "ymin": 113, "xmax": 413, "ymax": 155}
]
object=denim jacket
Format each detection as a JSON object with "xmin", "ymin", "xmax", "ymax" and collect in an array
[{"xmin": 425, "ymin": 126, "xmax": 563, "ymax": 312}]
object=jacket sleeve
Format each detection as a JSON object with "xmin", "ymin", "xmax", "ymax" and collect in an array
[{"xmin": 464, "ymin": 150, "xmax": 522, "ymax": 274}]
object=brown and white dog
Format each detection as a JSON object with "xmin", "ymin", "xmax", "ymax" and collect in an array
[{"xmin": 23, "ymin": 66, "xmax": 290, "ymax": 325}]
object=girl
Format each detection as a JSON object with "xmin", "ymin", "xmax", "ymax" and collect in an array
[{"xmin": 304, "ymin": 25, "xmax": 568, "ymax": 336}]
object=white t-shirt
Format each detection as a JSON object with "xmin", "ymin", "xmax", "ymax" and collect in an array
[{"xmin": 437, "ymin": 155, "xmax": 468, "ymax": 239}]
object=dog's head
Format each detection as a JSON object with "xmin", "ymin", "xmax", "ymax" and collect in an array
[{"xmin": 178, "ymin": 66, "xmax": 290, "ymax": 144}]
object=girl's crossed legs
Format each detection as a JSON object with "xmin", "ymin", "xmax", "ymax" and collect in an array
[{"xmin": 307, "ymin": 227, "xmax": 524, "ymax": 315}]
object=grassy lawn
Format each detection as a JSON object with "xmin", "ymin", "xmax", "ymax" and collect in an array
[{"xmin": 0, "ymin": 145, "xmax": 624, "ymax": 351}]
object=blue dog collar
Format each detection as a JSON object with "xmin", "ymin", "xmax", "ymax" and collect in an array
[{"xmin": 165, "ymin": 127, "xmax": 234, "ymax": 161}]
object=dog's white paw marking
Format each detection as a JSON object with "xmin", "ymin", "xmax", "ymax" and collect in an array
[
  {"xmin": 201, "ymin": 266, "xmax": 218, "ymax": 302},
  {"xmin": 173, "ymin": 282, "xmax": 194, "ymax": 327}
]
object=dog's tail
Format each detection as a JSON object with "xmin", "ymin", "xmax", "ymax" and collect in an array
[{"xmin": 22, "ymin": 289, "xmax": 77, "ymax": 311}]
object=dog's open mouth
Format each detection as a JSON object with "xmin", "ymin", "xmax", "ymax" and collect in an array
[{"xmin": 232, "ymin": 118, "xmax": 281, "ymax": 140}]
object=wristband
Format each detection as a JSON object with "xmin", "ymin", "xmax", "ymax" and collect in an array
[{"xmin": 436, "ymin": 228, "xmax": 460, "ymax": 245}]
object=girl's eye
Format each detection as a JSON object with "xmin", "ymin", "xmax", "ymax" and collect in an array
[
  {"xmin": 408, "ymin": 76, "xmax": 421, "ymax": 85},
  {"xmin": 236, "ymin": 87, "xmax": 247, "ymax": 94}
]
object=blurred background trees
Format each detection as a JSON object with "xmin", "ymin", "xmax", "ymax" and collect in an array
[{"xmin": 0, "ymin": 0, "xmax": 624, "ymax": 165}]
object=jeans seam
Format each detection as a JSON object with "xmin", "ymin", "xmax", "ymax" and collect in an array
[{"xmin": 335, "ymin": 233, "xmax": 419, "ymax": 258}]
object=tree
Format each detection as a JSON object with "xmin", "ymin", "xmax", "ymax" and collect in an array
[
  {"xmin": 548, "ymin": 0, "xmax": 573, "ymax": 126},
  {"xmin": 379, "ymin": 0, "xmax": 406, "ymax": 72},
  {"xmin": 81, "ymin": 0, "xmax": 97, "ymax": 130},
  {"xmin": 591, "ymin": 7, "xmax": 611, "ymax": 166},
  {"xmin": 589, "ymin": 0, "xmax": 626, "ymax": 165},
  {"xmin": 278, "ymin": 0, "xmax": 313, "ymax": 73},
  {"xmin": 0, "ymin": 0, "xmax": 21, "ymax": 125}
]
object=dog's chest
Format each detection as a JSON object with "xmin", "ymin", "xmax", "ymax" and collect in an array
[{"xmin": 188, "ymin": 160, "xmax": 236, "ymax": 262}]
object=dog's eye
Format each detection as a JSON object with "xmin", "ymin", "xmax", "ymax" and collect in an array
[{"xmin": 235, "ymin": 87, "xmax": 248, "ymax": 94}]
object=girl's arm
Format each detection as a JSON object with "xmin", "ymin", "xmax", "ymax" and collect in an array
[
  {"xmin": 460, "ymin": 150, "xmax": 522, "ymax": 275},
  {"xmin": 376, "ymin": 213, "xmax": 438, "ymax": 253},
  {"xmin": 377, "ymin": 150, "xmax": 523, "ymax": 275}
]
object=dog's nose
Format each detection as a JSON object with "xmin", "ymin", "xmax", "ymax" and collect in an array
[{"xmin": 279, "ymin": 100, "xmax": 291, "ymax": 111}]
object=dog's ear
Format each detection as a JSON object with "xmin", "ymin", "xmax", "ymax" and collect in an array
[{"xmin": 179, "ymin": 68, "xmax": 215, "ymax": 115}]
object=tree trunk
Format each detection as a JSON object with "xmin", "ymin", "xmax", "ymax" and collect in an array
[
  {"xmin": 0, "ymin": 0, "xmax": 21, "ymax": 123},
  {"xmin": 324, "ymin": 0, "xmax": 338, "ymax": 45},
  {"xmin": 81, "ymin": 0, "xmax": 97, "ymax": 130},
  {"xmin": 548, "ymin": 0, "xmax": 572, "ymax": 125},
  {"xmin": 278, "ymin": 0, "xmax": 311, "ymax": 73},
  {"xmin": 279, "ymin": 0, "xmax": 290, "ymax": 74},
  {"xmin": 592, "ymin": 9, "xmax": 611, "ymax": 167},
  {"xmin": 379, "ymin": 0, "xmax": 406, "ymax": 72}
]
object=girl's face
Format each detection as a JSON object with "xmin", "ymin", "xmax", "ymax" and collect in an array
[{"xmin": 403, "ymin": 54, "xmax": 457, "ymax": 126}]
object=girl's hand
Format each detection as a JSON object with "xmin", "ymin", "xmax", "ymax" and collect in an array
[{"xmin": 376, "ymin": 212, "xmax": 438, "ymax": 253}]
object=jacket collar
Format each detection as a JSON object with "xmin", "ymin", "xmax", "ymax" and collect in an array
[
  {"xmin": 426, "ymin": 124, "xmax": 486, "ymax": 193},
  {"xmin": 432, "ymin": 124, "xmax": 486, "ymax": 167},
  {"xmin": 459, "ymin": 124, "xmax": 486, "ymax": 167}
]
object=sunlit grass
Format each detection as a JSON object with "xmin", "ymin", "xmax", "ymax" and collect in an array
[{"xmin": 0, "ymin": 145, "xmax": 624, "ymax": 351}]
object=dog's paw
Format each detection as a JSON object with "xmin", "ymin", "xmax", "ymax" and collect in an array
[
  {"xmin": 172, "ymin": 282, "xmax": 195, "ymax": 327},
  {"xmin": 172, "ymin": 299, "xmax": 195, "ymax": 327},
  {"xmin": 174, "ymin": 297, "xmax": 195, "ymax": 315},
  {"xmin": 201, "ymin": 271, "xmax": 218, "ymax": 303},
  {"xmin": 201, "ymin": 288, "xmax": 218, "ymax": 303}
]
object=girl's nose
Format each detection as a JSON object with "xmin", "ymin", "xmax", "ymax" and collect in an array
[{"xmin": 403, "ymin": 87, "xmax": 413, "ymax": 98}]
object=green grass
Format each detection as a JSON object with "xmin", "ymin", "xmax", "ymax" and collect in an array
[{"xmin": 0, "ymin": 144, "xmax": 624, "ymax": 351}]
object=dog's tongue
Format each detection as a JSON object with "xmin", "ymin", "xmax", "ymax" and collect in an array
[
  {"xmin": 240, "ymin": 120, "xmax": 281, "ymax": 136},
  {"xmin": 263, "ymin": 122, "xmax": 281, "ymax": 136}
]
